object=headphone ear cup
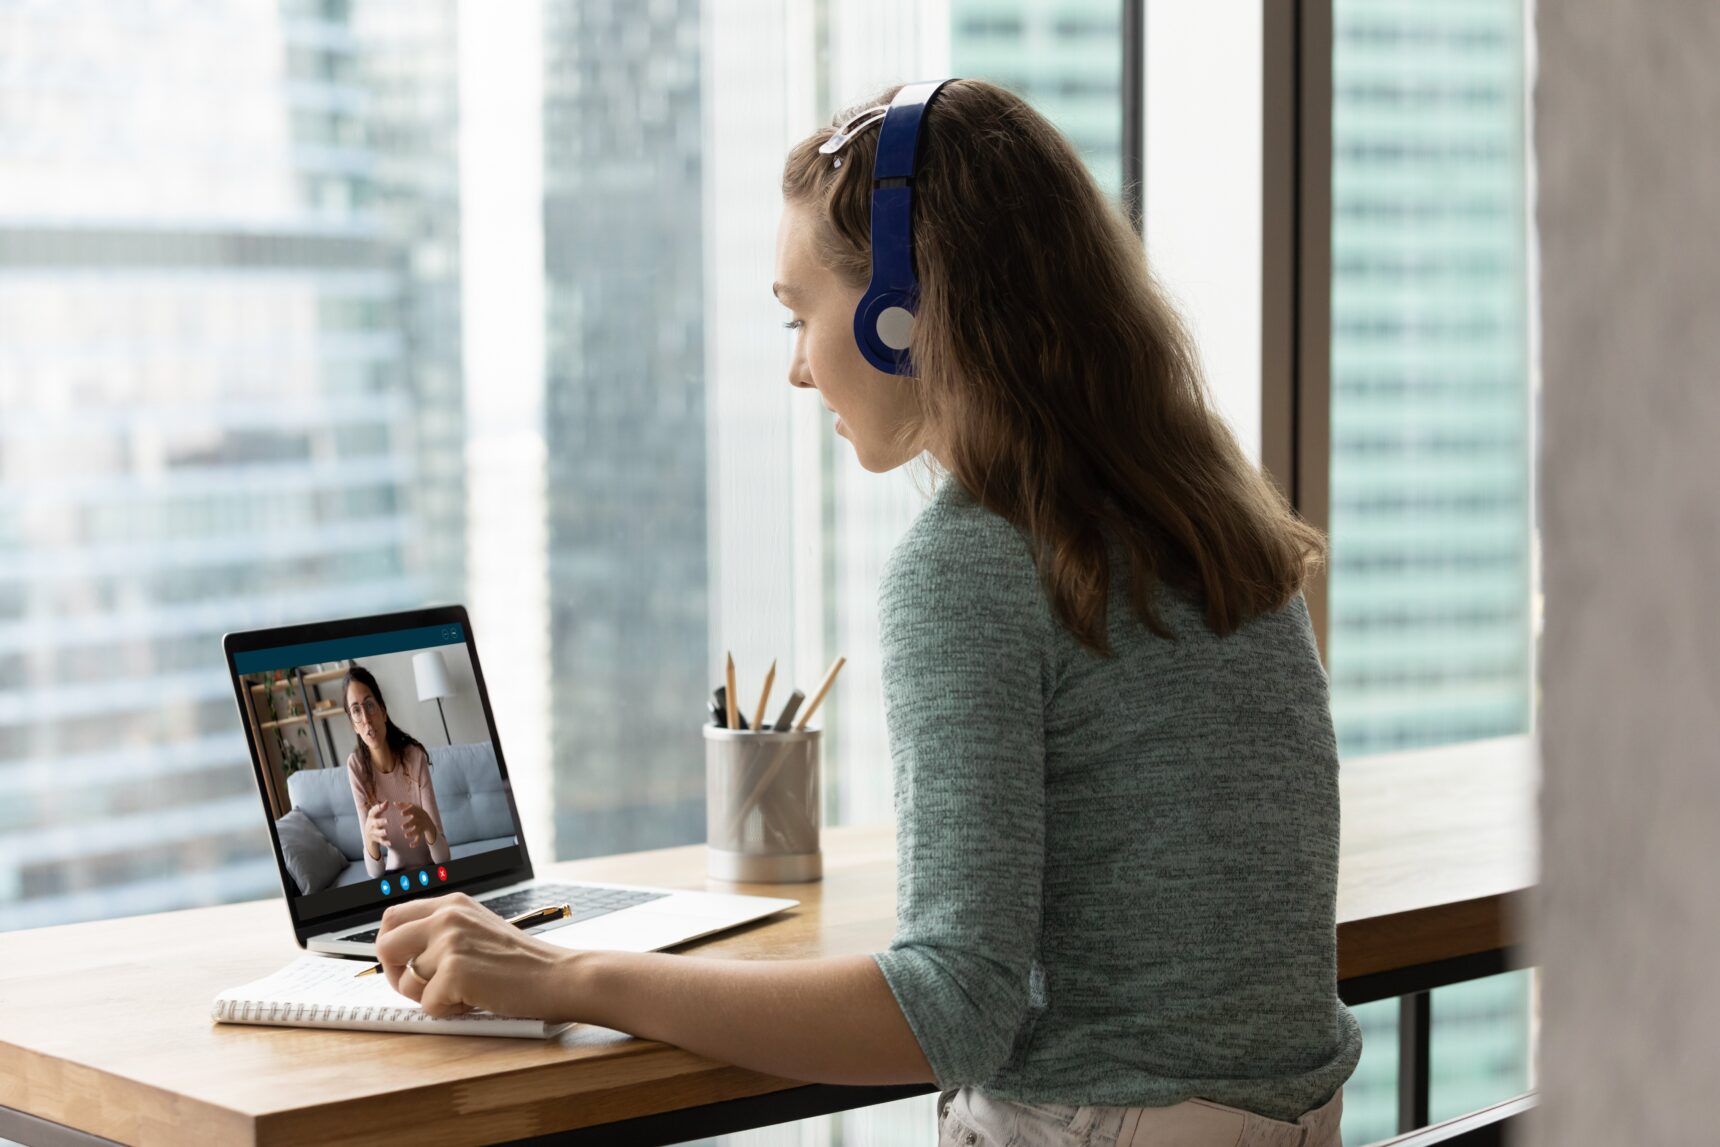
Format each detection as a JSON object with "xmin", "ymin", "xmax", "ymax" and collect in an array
[
  {"xmin": 854, "ymin": 290, "xmax": 916, "ymax": 374},
  {"xmin": 875, "ymin": 305, "xmax": 914, "ymax": 351}
]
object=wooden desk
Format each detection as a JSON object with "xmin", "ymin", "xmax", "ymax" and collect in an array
[{"xmin": 0, "ymin": 737, "xmax": 1535, "ymax": 1147}]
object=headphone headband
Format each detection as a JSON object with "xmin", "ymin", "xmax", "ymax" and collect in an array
[{"xmin": 851, "ymin": 79, "xmax": 953, "ymax": 376}]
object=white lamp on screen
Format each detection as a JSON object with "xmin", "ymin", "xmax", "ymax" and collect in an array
[{"xmin": 412, "ymin": 650, "xmax": 455, "ymax": 745}]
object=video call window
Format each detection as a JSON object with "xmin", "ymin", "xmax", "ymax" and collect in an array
[{"xmin": 235, "ymin": 628, "xmax": 519, "ymax": 904}]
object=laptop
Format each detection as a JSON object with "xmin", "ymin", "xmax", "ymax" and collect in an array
[{"xmin": 224, "ymin": 605, "xmax": 796, "ymax": 959}]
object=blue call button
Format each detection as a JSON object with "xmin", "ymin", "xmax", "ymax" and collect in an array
[
  {"xmin": 418, "ymin": 870, "xmax": 430, "ymax": 887},
  {"xmin": 380, "ymin": 878, "xmax": 392, "ymax": 895}
]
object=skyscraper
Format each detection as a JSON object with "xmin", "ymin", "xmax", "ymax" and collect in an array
[
  {"xmin": 1328, "ymin": 0, "xmax": 1533, "ymax": 758},
  {"xmin": 950, "ymin": 0, "xmax": 1123, "ymax": 194},
  {"xmin": 541, "ymin": 0, "xmax": 709, "ymax": 858},
  {"xmin": 351, "ymin": 0, "xmax": 468, "ymax": 607},
  {"xmin": 1328, "ymin": 1, "xmax": 1534, "ymax": 1139},
  {"xmin": 0, "ymin": 0, "xmax": 463, "ymax": 930}
]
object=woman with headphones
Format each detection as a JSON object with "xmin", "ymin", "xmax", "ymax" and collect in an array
[{"xmin": 374, "ymin": 79, "xmax": 1358, "ymax": 1147}]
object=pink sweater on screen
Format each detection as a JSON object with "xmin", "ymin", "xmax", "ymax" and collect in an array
[{"xmin": 346, "ymin": 742, "xmax": 452, "ymax": 877}]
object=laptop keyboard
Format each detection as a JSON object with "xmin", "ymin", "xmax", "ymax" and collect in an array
[{"xmin": 339, "ymin": 883, "xmax": 667, "ymax": 944}]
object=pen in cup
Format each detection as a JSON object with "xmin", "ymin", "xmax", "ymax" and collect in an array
[
  {"xmin": 721, "ymin": 655, "xmax": 846, "ymax": 842},
  {"xmin": 353, "ymin": 902, "xmax": 573, "ymax": 978},
  {"xmin": 771, "ymin": 689, "xmax": 804, "ymax": 731},
  {"xmin": 709, "ymin": 685, "xmax": 748, "ymax": 729},
  {"xmin": 706, "ymin": 654, "xmax": 838, "ymax": 733}
]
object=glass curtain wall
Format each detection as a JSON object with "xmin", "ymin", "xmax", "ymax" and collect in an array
[
  {"xmin": 0, "ymin": 0, "xmax": 1125, "ymax": 924},
  {"xmin": 1326, "ymin": 1, "xmax": 1536, "ymax": 1141}
]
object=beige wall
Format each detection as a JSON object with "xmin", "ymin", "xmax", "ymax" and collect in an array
[{"xmin": 1535, "ymin": 2, "xmax": 1720, "ymax": 1142}]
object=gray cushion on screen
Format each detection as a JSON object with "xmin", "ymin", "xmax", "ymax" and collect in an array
[
  {"xmin": 288, "ymin": 764, "xmax": 366, "ymax": 860},
  {"xmin": 427, "ymin": 741, "xmax": 514, "ymax": 843},
  {"xmin": 276, "ymin": 807, "xmax": 350, "ymax": 896}
]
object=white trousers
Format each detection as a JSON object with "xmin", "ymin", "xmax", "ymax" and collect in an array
[{"xmin": 937, "ymin": 1085, "xmax": 1344, "ymax": 1147}]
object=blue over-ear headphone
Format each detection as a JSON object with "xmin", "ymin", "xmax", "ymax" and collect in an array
[{"xmin": 819, "ymin": 79, "xmax": 954, "ymax": 375}]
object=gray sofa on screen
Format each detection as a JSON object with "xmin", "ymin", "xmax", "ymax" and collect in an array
[{"xmin": 277, "ymin": 740, "xmax": 517, "ymax": 894}]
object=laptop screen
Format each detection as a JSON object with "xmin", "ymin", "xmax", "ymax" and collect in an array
[{"xmin": 229, "ymin": 616, "xmax": 527, "ymax": 927}]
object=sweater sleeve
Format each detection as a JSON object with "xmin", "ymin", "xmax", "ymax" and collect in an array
[
  {"xmin": 414, "ymin": 747, "xmax": 453, "ymax": 865},
  {"xmin": 871, "ymin": 506, "xmax": 1051, "ymax": 1090}
]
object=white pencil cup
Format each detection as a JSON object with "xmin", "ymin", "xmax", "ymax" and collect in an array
[{"xmin": 704, "ymin": 724, "xmax": 823, "ymax": 883}]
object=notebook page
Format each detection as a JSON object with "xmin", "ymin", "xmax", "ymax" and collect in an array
[{"xmin": 214, "ymin": 955, "xmax": 568, "ymax": 1036}]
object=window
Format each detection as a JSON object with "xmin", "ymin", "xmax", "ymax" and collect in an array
[
  {"xmin": 1324, "ymin": 1, "xmax": 1536, "ymax": 1141},
  {"xmin": 952, "ymin": 0, "xmax": 1123, "ymax": 195},
  {"xmin": 1327, "ymin": 0, "xmax": 1534, "ymax": 759},
  {"xmin": 0, "ymin": 0, "xmax": 1131, "ymax": 920}
]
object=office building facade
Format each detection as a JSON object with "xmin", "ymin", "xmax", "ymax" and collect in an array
[
  {"xmin": 1327, "ymin": 0, "xmax": 1534, "ymax": 1138},
  {"xmin": 540, "ymin": 0, "xmax": 710, "ymax": 858},
  {"xmin": 1328, "ymin": 1, "xmax": 1533, "ymax": 758},
  {"xmin": 0, "ymin": 0, "xmax": 463, "ymax": 929}
]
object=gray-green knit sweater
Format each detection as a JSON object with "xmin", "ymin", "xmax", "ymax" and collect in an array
[{"xmin": 871, "ymin": 478, "xmax": 1361, "ymax": 1121}]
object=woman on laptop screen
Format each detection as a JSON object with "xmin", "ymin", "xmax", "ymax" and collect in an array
[{"xmin": 343, "ymin": 666, "xmax": 450, "ymax": 878}]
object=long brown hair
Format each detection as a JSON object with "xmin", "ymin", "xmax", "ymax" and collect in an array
[
  {"xmin": 782, "ymin": 80, "xmax": 1325, "ymax": 652},
  {"xmin": 343, "ymin": 665, "xmax": 428, "ymax": 807}
]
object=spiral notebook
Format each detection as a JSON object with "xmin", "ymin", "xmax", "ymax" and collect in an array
[{"xmin": 212, "ymin": 955, "xmax": 574, "ymax": 1039}]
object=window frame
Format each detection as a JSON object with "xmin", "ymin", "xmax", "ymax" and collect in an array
[{"xmin": 1260, "ymin": 0, "xmax": 1334, "ymax": 663}]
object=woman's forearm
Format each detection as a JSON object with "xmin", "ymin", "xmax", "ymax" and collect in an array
[
  {"xmin": 428, "ymin": 819, "xmax": 450, "ymax": 862},
  {"xmin": 560, "ymin": 950, "xmax": 934, "ymax": 1087}
]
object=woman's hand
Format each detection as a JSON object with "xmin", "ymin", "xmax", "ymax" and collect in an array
[
  {"xmin": 375, "ymin": 893, "xmax": 580, "ymax": 1020},
  {"xmin": 362, "ymin": 802, "xmax": 393, "ymax": 858},
  {"xmin": 398, "ymin": 800, "xmax": 437, "ymax": 848}
]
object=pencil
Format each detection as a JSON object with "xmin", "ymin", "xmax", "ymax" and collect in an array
[
  {"xmin": 750, "ymin": 658, "xmax": 777, "ymax": 731},
  {"xmin": 724, "ymin": 652, "xmax": 738, "ymax": 731},
  {"xmin": 794, "ymin": 655, "xmax": 846, "ymax": 730}
]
